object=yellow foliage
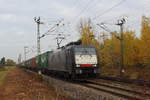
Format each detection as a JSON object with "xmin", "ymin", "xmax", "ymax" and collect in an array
[
  {"xmin": 79, "ymin": 21, "xmax": 98, "ymax": 46},
  {"xmin": 80, "ymin": 25, "xmax": 95, "ymax": 45},
  {"xmin": 123, "ymin": 31, "xmax": 140, "ymax": 67},
  {"xmin": 99, "ymin": 31, "xmax": 139, "ymax": 68},
  {"xmin": 79, "ymin": 16, "xmax": 150, "ymax": 77},
  {"xmin": 139, "ymin": 16, "xmax": 150, "ymax": 67}
]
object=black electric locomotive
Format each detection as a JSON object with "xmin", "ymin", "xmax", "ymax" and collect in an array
[
  {"xmin": 46, "ymin": 45, "xmax": 99, "ymax": 79},
  {"xmin": 21, "ymin": 42, "xmax": 100, "ymax": 79}
]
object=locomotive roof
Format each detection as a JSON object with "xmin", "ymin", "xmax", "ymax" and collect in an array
[{"xmin": 62, "ymin": 45, "xmax": 96, "ymax": 50}]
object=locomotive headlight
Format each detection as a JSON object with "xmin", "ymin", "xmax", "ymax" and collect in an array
[
  {"xmin": 76, "ymin": 64, "xmax": 80, "ymax": 67},
  {"xmin": 93, "ymin": 64, "xmax": 97, "ymax": 67}
]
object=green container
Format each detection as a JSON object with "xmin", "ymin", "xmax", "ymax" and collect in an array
[
  {"xmin": 40, "ymin": 51, "xmax": 50, "ymax": 68},
  {"xmin": 35, "ymin": 55, "xmax": 41, "ymax": 68},
  {"xmin": 35, "ymin": 51, "xmax": 53, "ymax": 69}
]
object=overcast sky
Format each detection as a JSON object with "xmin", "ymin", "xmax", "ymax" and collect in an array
[{"xmin": 0, "ymin": 0, "xmax": 150, "ymax": 62}]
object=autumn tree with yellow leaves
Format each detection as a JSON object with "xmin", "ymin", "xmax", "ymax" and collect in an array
[
  {"xmin": 99, "ymin": 31, "xmax": 141, "ymax": 76},
  {"xmin": 79, "ymin": 20, "xmax": 101, "ymax": 62},
  {"xmin": 79, "ymin": 17, "xmax": 150, "ymax": 79},
  {"xmin": 139, "ymin": 16, "xmax": 150, "ymax": 68}
]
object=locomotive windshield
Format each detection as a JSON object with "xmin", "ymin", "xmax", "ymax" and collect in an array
[{"xmin": 74, "ymin": 47, "xmax": 96, "ymax": 55}]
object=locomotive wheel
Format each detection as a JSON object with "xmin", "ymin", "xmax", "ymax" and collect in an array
[
  {"xmin": 71, "ymin": 73, "xmax": 76, "ymax": 80},
  {"xmin": 64, "ymin": 73, "xmax": 71, "ymax": 80}
]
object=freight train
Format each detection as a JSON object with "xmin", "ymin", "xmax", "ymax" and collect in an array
[{"xmin": 20, "ymin": 44, "xmax": 100, "ymax": 79}]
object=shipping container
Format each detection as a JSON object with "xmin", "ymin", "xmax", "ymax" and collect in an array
[
  {"xmin": 31, "ymin": 57, "xmax": 36, "ymax": 68},
  {"xmin": 35, "ymin": 51, "xmax": 53, "ymax": 69},
  {"xmin": 25, "ymin": 59, "xmax": 32, "ymax": 68},
  {"xmin": 40, "ymin": 51, "xmax": 52, "ymax": 68},
  {"xmin": 35, "ymin": 55, "xmax": 41, "ymax": 68}
]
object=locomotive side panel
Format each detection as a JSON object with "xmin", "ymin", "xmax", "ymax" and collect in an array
[
  {"xmin": 48, "ymin": 50, "xmax": 68, "ymax": 72},
  {"xmin": 65, "ymin": 48, "xmax": 74, "ymax": 74}
]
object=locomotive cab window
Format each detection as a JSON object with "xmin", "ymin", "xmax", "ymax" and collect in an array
[{"xmin": 74, "ymin": 47, "xmax": 96, "ymax": 55}]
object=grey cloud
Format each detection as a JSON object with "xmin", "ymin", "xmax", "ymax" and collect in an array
[{"xmin": 0, "ymin": 0, "xmax": 149, "ymax": 61}]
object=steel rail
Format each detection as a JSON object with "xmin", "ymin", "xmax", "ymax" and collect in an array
[{"xmin": 81, "ymin": 80, "xmax": 149, "ymax": 100}]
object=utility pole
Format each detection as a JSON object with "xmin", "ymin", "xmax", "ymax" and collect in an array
[
  {"xmin": 34, "ymin": 17, "xmax": 43, "ymax": 56},
  {"xmin": 101, "ymin": 32, "xmax": 107, "ymax": 44},
  {"xmin": 116, "ymin": 18, "xmax": 126, "ymax": 77},
  {"xmin": 97, "ymin": 19, "xmax": 126, "ymax": 77},
  {"xmin": 18, "ymin": 54, "xmax": 22, "ymax": 64},
  {"xmin": 24, "ymin": 46, "xmax": 28, "ymax": 62}
]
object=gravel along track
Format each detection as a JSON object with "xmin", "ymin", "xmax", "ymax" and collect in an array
[
  {"xmin": 22, "ymin": 68, "xmax": 150, "ymax": 100},
  {"xmin": 81, "ymin": 80, "xmax": 150, "ymax": 100},
  {"xmin": 89, "ymin": 79, "xmax": 150, "ymax": 95}
]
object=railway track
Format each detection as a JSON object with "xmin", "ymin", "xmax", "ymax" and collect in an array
[
  {"xmin": 25, "ymin": 69, "xmax": 150, "ymax": 100},
  {"xmin": 80, "ymin": 80, "xmax": 150, "ymax": 100},
  {"xmin": 99, "ymin": 75, "xmax": 150, "ymax": 86}
]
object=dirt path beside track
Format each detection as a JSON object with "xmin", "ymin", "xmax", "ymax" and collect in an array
[{"xmin": 0, "ymin": 67, "xmax": 66, "ymax": 100}]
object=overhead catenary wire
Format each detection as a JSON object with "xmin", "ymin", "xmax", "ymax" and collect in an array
[
  {"xmin": 97, "ymin": 22, "xmax": 122, "ymax": 40},
  {"xmin": 76, "ymin": 0, "xmax": 104, "ymax": 20},
  {"xmin": 75, "ymin": 0, "xmax": 100, "ymax": 18},
  {"xmin": 73, "ymin": 0, "xmax": 93, "ymax": 22},
  {"xmin": 69, "ymin": 0, "xmax": 96, "ymax": 32},
  {"xmin": 40, "ymin": 19, "xmax": 64, "ymax": 38},
  {"xmin": 92, "ymin": 0, "xmax": 149, "ymax": 33},
  {"xmin": 71, "ymin": 0, "xmax": 83, "ymax": 10},
  {"xmin": 87, "ymin": 0, "xmax": 104, "ymax": 18},
  {"xmin": 92, "ymin": 0, "xmax": 126, "ymax": 20},
  {"xmin": 39, "ymin": 18, "xmax": 71, "ymax": 49}
]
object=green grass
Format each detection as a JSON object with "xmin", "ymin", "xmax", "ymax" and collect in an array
[{"xmin": 0, "ymin": 66, "xmax": 15, "ymax": 86}]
